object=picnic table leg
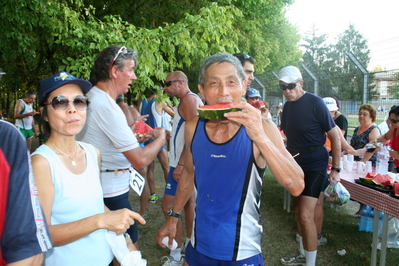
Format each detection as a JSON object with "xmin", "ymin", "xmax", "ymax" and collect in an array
[
  {"xmin": 380, "ymin": 214, "xmax": 390, "ymax": 266},
  {"xmin": 370, "ymin": 211, "xmax": 380, "ymax": 266}
]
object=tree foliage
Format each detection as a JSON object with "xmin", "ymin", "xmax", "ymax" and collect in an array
[
  {"xmin": 0, "ymin": 0, "xmax": 301, "ymax": 104},
  {"xmin": 301, "ymin": 23, "xmax": 377, "ymax": 101}
]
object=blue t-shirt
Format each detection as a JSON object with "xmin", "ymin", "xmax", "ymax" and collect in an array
[{"xmin": 281, "ymin": 92, "xmax": 335, "ymax": 171}]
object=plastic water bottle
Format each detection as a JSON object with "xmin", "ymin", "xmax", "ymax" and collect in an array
[
  {"xmin": 366, "ymin": 207, "xmax": 375, "ymax": 232},
  {"xmin": 359, "ymin": 206, "xmax": 370, "ymax": 231},
  {"xmin": 377, "ymin": 145, "xmax": 390, "ymax": 174}
]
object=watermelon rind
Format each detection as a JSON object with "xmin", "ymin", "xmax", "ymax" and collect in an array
[
  {"xmin": 359, "ymin": 177, "xmax": 374, "ymax": 185},
  {"xmin": 197, "ymin": 107, "xmax": 241, "ymax": 120}
]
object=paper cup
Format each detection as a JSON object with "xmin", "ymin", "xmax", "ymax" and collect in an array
[
  {"xmin": 365, "ymin": 161, "xmax": 372, "ymax": 173},
  {"xmin": 346, "ymin": 161, "xmax": 353, "ymax": 172}
]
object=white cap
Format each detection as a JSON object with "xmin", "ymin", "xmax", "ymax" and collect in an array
[
  {"xmin": 278, "ymin": 66, "xmax": 302, "ymax": 83},
  {"xmin": 323, "ymin": 97, "xmax": 338, "ymax": 111}
]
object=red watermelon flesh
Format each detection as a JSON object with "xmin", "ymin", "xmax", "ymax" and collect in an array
[
  {"xmin": 199, "ymin": 102, "xmax": 233, "ymax": 109},
  {"xmin": 372, "ymin": 174, "xmax": 394, "ymax": 186},
  {"xmin": 366, "ymin": 172, "xmax": 377, "ymax": 179},
  {"xmin": 251, "ymin": 101, "xmax": 266, "ymax": 110},
  {"xmin": 197, "ymin": 102, "xmax": 241, "ymax": 120},
  {"xmin": 394, "ymin": 183, "xmax": 399, "ymax": 196},
  {"xmin": 135, "ymin": 121, "xmax": 153, "ymax": 136}
]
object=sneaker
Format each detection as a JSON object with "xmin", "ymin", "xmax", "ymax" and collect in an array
[
  {"xmin": 318, "ymin": 235, "xmax": 327, "ymax": 246},
  {"xmin": 149, "ymin": 193, "xmax": 158, "ymax": 203},
  {"xmin": 161, "ymin": 256, "xmax": 184, "ymax": 266},
  {"xmin": 295, "ymin": 232, "xmax": 300, "ymax": 243},
  {"xmin": 281, "ymin": 254, "xmax": 306, "ymax": 265}
]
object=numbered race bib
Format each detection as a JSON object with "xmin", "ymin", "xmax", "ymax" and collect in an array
[{"xmin": 129, "ymin": 167, "xmax": 145, "ymax": 196}]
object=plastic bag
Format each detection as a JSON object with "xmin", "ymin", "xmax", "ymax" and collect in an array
[
  {"xmin": 324, "ymin": 181, "xmax": 350, "ymax": 205},
  {"xmin": 377, "ymin": 217, "xmax": 399, "ymax": 249}
]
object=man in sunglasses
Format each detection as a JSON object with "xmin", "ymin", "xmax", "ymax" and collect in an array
[
  {"xmin": 77, "ymin": 45, "xmax": 166, "ymax": 251},
  {"xmin": 160, "ymin": 71, "xmax": 203, "ymax": 266},
  {"xmin": 157, "ymin": 54, "xmax": 304, "ymax": 266},
  {"xmin": 13, "ymin": 91, "xmax": 39, "ymax": 151},
  {"xmin": 278, "ymin": 66, "xmax": 342, "ymax": 266}
]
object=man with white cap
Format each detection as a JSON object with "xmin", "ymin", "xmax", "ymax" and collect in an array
[
  {"xmin": 278, "ymin": 66, "xmax": 341, "ymax": 266},
  {"xmin": 323, "ymin": 97, "xmax": 348, "ymax": 139}
]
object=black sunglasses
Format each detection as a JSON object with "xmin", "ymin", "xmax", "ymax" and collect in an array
[
  {"xmin": 280, "ymin": 82, "xmax": 298, "ymax": 90},
  {"xmin": 43, "ymin": 95, "xmax": 90, "ymax": 111},
  {"xmin": 389, "ymin": 118, "xmax": 399, "ymax": 124},
  {"xmin": 164, "ymin": 80, "xmax": 182, "ymax": 87}
]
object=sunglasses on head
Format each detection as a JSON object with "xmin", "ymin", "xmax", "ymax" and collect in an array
[
  {"xmin": 389, "ymin": 118, "xmax": 399, "ymax": 124},
  {"xmin": 280, "ymin": 82, "xmax": 298, "ymax": 90},
  {"xmin": 43, "ymin": 95, "xmax": 90, "ymax": 111},
  {"xmin": 108, "ymin": 46, "xmax": 128, "ymax": 71},
  {"xmin": 164, "ymin": 80, "xmax": 182, "ymax": 87}
]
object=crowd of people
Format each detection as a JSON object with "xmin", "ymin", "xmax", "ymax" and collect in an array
[{"xmin": 2, "ymin": 46, "xmax": 398, "ymax": 266}]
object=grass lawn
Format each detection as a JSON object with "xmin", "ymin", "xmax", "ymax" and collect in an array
[{"xmin": 130, "ymin": 164, "xmax": 399, "ymax": 265}]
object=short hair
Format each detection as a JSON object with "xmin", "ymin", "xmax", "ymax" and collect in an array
[
  {"xmin": 25, "ymin": 91, "xmax": 37, "ymax": 97},
  {"xmin": 389, "ymin": 105, "xmax": 399, "ymax": 117},
  {"xmin": 90, "ymin": 45, "xmax": 138, "ymax": 85},
  {"xmin": 198, "ymin": 53, "xmax": 245, "ymax": 86},
  {"xmin": 359, "ymin": 104, "xmax": 377, "ymax": 122},
  {"xmin": 232, "ymin": 53, "xmax": 255, "ymax": 67},
  {"xmin": 263, "ymin": 101, "xmax": 269, "ymax": 109},
  {"xmin": 116, "ymin": 94, "xmax": 124, "ymax": 103}
]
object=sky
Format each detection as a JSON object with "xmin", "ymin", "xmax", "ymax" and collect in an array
[{"xmin": 285, "ymin": 0, "xmax": 399, "ymax": 71}]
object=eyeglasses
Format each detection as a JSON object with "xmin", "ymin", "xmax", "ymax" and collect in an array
[
  {"xmin": 43, "ymin": 95, "xmax": 90, "ymax": 111},
  {"xmin": 108, "ymin": 46, "xmax": 127, "ymax": 71},
  {"xmin": 280, "ymin": 82, "xmax": 298, "ymax": 90},
  {"xmin": 164, "ymin": 80, "xmax": 182, "ymax": 87},
  {"xmin": 358, "ymin": 112, "xmax": 369, "ymax": 116},
  {"xmin": 389, "ymin": 118, "xmax": 399, "ymax": 124}
]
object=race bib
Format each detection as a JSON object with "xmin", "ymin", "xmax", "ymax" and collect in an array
[{"xmin": 129, "ymin": 167, "xmax": 145, "ymax": 196}]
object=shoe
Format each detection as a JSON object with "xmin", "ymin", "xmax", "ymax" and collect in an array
[
  {"xmin": 295, "ymin": 232, "xmax": 300, "ymax": 243},
  {"xmin": 318, "ymin": 235, "xmax": 327, "ymax": 246},
  {"xmin": 149, "ymin": 193, "xmax": 158, "ymax": 203},
  {"xmin": 280, "ymin": 254, "xmax": 306, "ymax": 265},
  {"xmin": 161, "ymin": 256, "xmax": 184, "ymax": 266}
]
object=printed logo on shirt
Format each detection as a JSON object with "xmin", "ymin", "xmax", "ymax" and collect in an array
[{"xmin": 210, "ymin": 154, "xmax": 226, "ymax": 158}]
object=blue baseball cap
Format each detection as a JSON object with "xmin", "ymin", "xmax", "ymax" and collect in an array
[
  {"xmin": 39, "ymin": 71, "xmax": 92, "ymax": 105},
  {"xmin": 245, "ymin": 88, "xmax": 262, "ymax": 98}
]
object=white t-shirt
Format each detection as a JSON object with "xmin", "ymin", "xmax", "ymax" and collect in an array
[{"xmin": 77, "ymin": 87, "xmax": 139, "ymax": 197}]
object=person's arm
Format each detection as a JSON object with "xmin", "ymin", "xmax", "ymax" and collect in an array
[
  {"xmin": 373, "ymin": 126, "xmax": 393, "ymax": 144},
  {"xmin": 156, "ymin": 117, "xmax": 197, "ymax": 248},
  {"xmin": 7, "ymin": 254, "xmax": 44, "ymax": 266},
  {"xmin": 224, "ymin": 102, "xmax": 305, "ymax": 197},
  {"xmin": 327, "ymin": 125, "xmax": 342, "ymax": 182},
  {"xmin": 13, "ymin": 101, "xmax": 36, "ymax": 120},
  {"xmin": 32, "ymin": 153, "xmax": 144, "ymax": 247},
  {"xmin": 337, "ymin": 126, "xmax": 366, "ymax": 157},
  {"xmin": 360, "ymin": 127, "xmax": 381, "ymax": 163},
  {"xmin": 160, "ymin": 102, "xmax": 175, "ymax": 118}
]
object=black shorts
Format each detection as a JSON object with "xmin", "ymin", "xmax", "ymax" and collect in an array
[
  {"xmin": 103, "ymin": 192, "xmax": 138, "ymax": 243},
  {"xmin": 301, "ymin": 170, "xmax": 327, "ymax": 198}
]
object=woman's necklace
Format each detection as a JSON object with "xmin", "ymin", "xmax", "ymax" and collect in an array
[{"xmin": 52, "ymin": 141, "xmax": 78, "ymax": 166}]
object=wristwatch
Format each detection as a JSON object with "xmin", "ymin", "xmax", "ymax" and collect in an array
[
  {"xmin": 331, "ymin": 167, "xmax": 341, "ymax": 173},
  {"xmin": 167, "ymin": 208, "xmax": 181, "ymax": 218}
]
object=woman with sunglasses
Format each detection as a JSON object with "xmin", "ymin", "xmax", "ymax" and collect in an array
[
  {"xmin": 31, "ymin": 71, "xmax": 145, "ymax": 266},
  {"xmin": 372, "ymin": 106, "xmax": 399, "ymax": 172}
]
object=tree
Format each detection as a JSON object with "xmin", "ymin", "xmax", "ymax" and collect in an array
[
  {"xmin": 0, "ymin": 0, "xmax": 301, "ymax": 103},
  {"xmin": 388, "ymin": 72, "xmax": 399, "ymax": 98}
]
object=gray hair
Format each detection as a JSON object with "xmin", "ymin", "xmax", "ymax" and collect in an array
[
  {"xmin": 198, "ymin": 53, "xmax": 245, "ymax": 86},
  {"xmin": 90, "ymin": 45, "xmax": 138, "ymax": 85}
]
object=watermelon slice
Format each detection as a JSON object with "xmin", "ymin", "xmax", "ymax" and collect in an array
[
  {"xmin": 372, "ymin": 174, "xmax": 394, "ymax": 186},
  {"xmin": 135, "ymin": 121, "xmax": 153, "ymax": 137},
  {"xmin": 366, "ymin": 172, "xmax": 377, "ymax": 179},
  {"xmin": 197, "ymin": 102, "xmax": 241, "ymax": 120},
  {"xmin": 394, "ymin": 183, "xmax": 399, "ymax": 196},
  {"xmin": 359, "ymin": 177, "xmax": 374, "ymax": 185},
  {"xmin": 251, "ymin": 101, "xmax": 266, "ymax": 110}
]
